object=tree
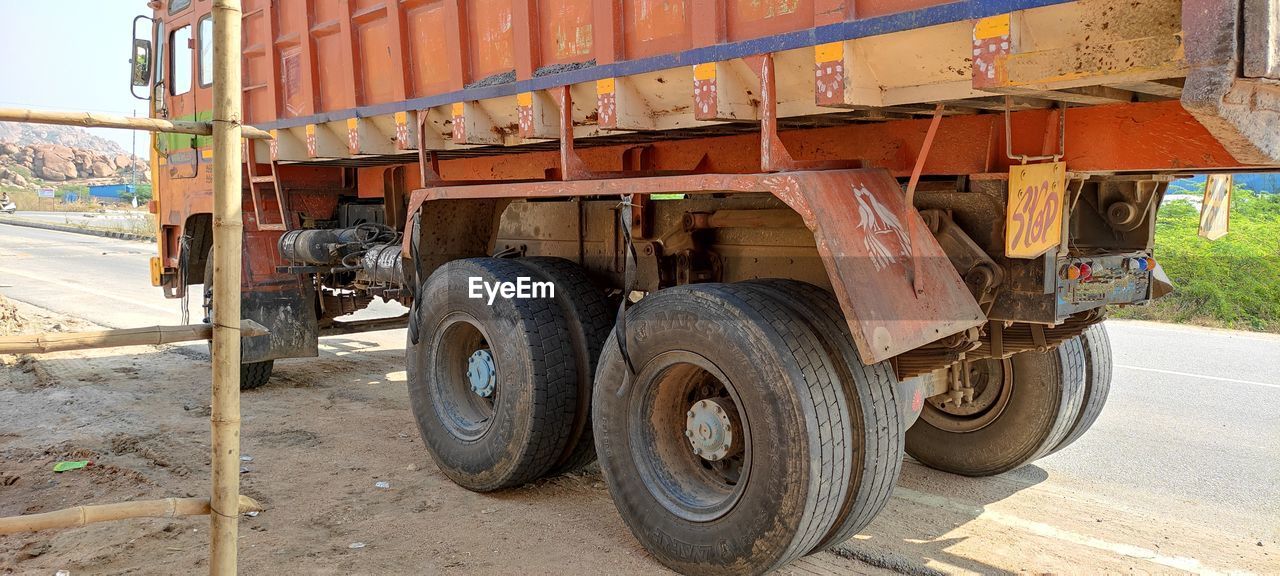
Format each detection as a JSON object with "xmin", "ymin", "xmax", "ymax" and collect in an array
[{"xmin": 119, "ymin": 184, "xmax": 153, "ymax": 205}]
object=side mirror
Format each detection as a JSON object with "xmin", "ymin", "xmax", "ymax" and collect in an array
[{"xmin": 131, "ymin": 38, "xmax": 153, "ymax": 87}]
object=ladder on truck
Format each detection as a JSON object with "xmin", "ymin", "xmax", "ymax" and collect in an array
[{"xmin": 243, "ymin": 141, "xmax": 289, "ymax": 231}]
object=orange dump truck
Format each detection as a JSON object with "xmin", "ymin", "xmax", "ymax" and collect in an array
[{"xmin": 132, "ymin": 0, "xmax": 1277, "ymax": 572}]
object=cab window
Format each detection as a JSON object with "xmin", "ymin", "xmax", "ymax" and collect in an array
[
  {"xmin": 171, "ymin": 25, "xmax": 193, "ymax": 96},
  {"xmin": 198, "ymin": 16, "xmax": 213, "ymax": 87},
  {"xmin": 169, "ymin": 0, "xmax": 192, "ymax": 14},
  {"xmin": 154, "ymin": 20, "xmax": 167, "ymax": 107}
]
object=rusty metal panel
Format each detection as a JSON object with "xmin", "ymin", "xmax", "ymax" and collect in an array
[
  {"xmin": 623, "ymin": 0, "xmax": 692, "ymax": 59},
  {"xmin": 242, "ymin": 0, "xmax": 272, "ymax": 124},
  {"xmin": 766, "ymin": 170, "xmax": 986, "ymax": 362},
  {"xmin": 726, "ymin": 0, "xmax": 814, "ymax": 42},
  {"xmin": 467, "ymin": 0, "xmax": 516, "ymax": 81},
  {"xmin": 406, "ymin": 0, "xmax": 455, "ymax": 96},
  {"xmin": 354, "ymin": 2, "xmax": 398, "ymax": 105},
  {"xmin": 538, "ymin": 0, "xmax": 595, "ymax": 66},
  {"xmin": 1183, "ymin": 0, "xmax": 1280, "ymax": 164},
  {"xmin": 311, "ymin": 2, "xmax": 355, "ymax": 111}
]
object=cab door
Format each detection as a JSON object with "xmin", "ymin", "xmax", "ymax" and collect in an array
[{"xmin": 158, "ymin": 17, "xmax": 199, "ymax": 179}]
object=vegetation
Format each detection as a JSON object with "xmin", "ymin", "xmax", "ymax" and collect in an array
[
  {"xmin": 120, "ymin": 184, "xmax": 153, "ymax": 204},
  {"xmin": 1112, "ymin": 184, "xmax": 1280, "ymax": 332}
]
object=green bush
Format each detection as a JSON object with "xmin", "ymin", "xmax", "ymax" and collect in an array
[{"xmin": 1112, "ymin": 186, "xmax": 1280, "ymax": 332}]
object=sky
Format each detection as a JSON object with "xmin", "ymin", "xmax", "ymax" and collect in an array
[{"xmin": 0, "ymin": 1, "xmax": 155, "ymax": 152}]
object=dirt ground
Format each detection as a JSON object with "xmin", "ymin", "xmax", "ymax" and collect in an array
[
  {"xmin": 1, "ymin": 293, "xmax": 1275, "ymax": 575},
  {"xmin": 0, "ymin": 298, "xmax": 890, "ymax": 575}
]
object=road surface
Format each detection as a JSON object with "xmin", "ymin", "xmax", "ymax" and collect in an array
[
  {"xmin": 1, "ymin": 223, "xmax": 1276, "ymax": 574},
  {"xmin": 0, "ymin": 210, "xmax": 151, "ymax": 233}
]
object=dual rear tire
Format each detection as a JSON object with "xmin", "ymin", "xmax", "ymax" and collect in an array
[
  {"xmin": 905, "ymin": 323, "xmax": 1112, "ymax": 476},
  {"xmin": 407, "ymin": 259, "xmax": 1114, "ymax": 573},
  {"xmin": 407, "ymin": 257, "xmax": 611, "ymax": 491},
  {"xmin": 592, "ymin": 281, "xmax": 903, "ymax": 574},
  {"xmin": 407, "ymin": 270, "xmax": 905, "ymax": 574}
]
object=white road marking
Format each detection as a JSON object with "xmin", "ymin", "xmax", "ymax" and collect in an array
[{"xmin": 1115, "ymin": 364, "xmax": 1280, "ymax": 390}]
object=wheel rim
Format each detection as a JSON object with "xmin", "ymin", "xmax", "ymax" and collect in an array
[
  {"xmin": 920, "ymin": 358, "xmax": 1013, "ymax": 433},
  {"xmin": 628, "ymin": 351, "xmax": 750, "ymax": 523},
  {"xmin": 431, "ymin": 313, "xmax": 498, "ymax": 441}
]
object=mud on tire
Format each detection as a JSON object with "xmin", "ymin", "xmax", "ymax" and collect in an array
[
  {"xmin": 592, "ymin": 284, "xmax": 851, "ymax": 575},
  {"xmin": 517, "ymin": 256, "xmax": 613, "ymax": 475},
  {"xmin": 407, "ymin": 258, "xmax": 579, "ymax": 492},
  {"xmin": 743, "ymin": 279, "xmax": 904, "ymax": 553}
]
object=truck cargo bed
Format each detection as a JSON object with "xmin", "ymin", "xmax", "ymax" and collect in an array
[{"xmin": 234, "ymin": 0, "xmax": 1262, "ymax": 164}]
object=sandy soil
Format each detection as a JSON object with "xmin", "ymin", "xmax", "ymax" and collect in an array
[{"xmin": 0, "ymin": 298, "xmax": 886, "ymax": 575}]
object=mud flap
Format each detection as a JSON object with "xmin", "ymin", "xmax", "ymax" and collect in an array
[
  {"xmin": 241, "ymin": 284, "xmax": 318, "ymax": 364},
  {"xmin": 764, "ymin": 169, "xmax": 987, "ymax": 365}
]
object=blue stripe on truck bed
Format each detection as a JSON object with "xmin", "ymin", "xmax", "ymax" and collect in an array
[{"xmin": 255, "ymin": 0, "xmax": 1074, "ymax": 132}]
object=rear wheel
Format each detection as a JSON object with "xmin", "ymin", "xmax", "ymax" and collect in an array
[
  {"xmin": 744, "ymin": 279, "xmax": 904, "ymax": 553},
  {"xmin": 905, "ymin": 339, "xmax": 1086, "ymax": 477},
  {"xmin": 202, "ymin": 255, "xmax": 274, "ymax": 390},
  {"xmin": 407, "ymin": 258, "xmax": 579, "ymax": 491},
  {"xmin": 517, "ymin": 257, "xmax": 612, "ymax": 475},
  {"xmin": 1051, "ymin": 323, "xmax": 1112, "ymax": 454},
  {"xmin": 593, "ymin": 284, "xmax": 850, "ymax": 575}
]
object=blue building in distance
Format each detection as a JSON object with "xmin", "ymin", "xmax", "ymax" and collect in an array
[{"xmin": 87, "ymin": 183, "xmax": 139, "ymax": 200}]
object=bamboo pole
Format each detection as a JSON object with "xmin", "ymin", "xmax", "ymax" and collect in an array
[
  {"xmin": 0, "ymin": 320, "xmax": 268, "ymax": 355},
  {"xmin": 0, "ymin": 496, "xmax": 262, "ymax": 535},
  {"xmin": 0, "ymin": 108, "xmax": 272, "ymax": 140},
  {"xmin": 210, "ymin": 0, "xmax": 245, "ymax": 573}
]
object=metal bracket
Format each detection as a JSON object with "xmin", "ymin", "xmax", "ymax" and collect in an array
[
  {"xmin": 1005, "ymin": 96, "xmax": 1066, "ymax": 164},
  {"xmin": 754, "ymin": 54, "xmax": 860, "ymax": 173}
]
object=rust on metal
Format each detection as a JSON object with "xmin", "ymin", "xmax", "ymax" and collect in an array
[
  {"xmin": 755, "ymin": 54, "xmax": 860, "ymax": 173},
  {"xmin": 408, "ymin": 168, "xmax": 985, "ymax": 364},
  {"xmin": 903, "ymin": 103, "xmax": 947, "ymax": 294}
]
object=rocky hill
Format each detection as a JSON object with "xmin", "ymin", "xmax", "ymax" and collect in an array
[
  {"xmin": 0, "ymin": 124, "xmax": 149, "ymax": 189},
  {"xmin": 0, "ymin": 122, "xmax": 128, "ymax": 156}
]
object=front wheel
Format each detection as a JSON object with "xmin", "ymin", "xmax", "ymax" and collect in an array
[{"xmin": 202, "ymin": 255, "xmax": 274, "ymax": 390}]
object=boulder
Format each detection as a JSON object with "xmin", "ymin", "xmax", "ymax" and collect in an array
[
  {"xmin": 33, "ymin": 143, "xmax": 74, "ymax": 161},
  {"xmin": 0, "ymin": 142, "xmax": 18, "ymax": 157},
  {"xmin": 90, "ymin": 161, "xmax": 115, "ymax": 178},
  {"xmin": 34, "ymin": 152, "xmax": 77, "ymax": 181}
]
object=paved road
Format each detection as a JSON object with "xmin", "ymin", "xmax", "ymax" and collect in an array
[
  {"xmin": 0, "ymin": 222, "xmax": 193, "ymax": 328},
  {"xmin": 2, "ymin": 223, "xmax": 1277, "ymax": 574},
  {"xmin": 0, "ymin": 210, "xmax": 151, "ymax": 231}
]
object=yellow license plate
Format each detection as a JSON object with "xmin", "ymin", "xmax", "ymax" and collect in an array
[{"xmin": 1006, "ymin": 161, "xmax": 1066, "ymax": 259}]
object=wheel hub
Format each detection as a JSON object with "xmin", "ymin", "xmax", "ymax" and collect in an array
[
  {"xmin": 684, "ymin": 398, "xmax": 736, "ymax": 461},
  {"xmin": 466, "ymin": 349, "xmax": 496, "ymax": 398},
  {"xmin": 922, "ymin": 358, "xmax": 1013, "ymax": 433}
]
